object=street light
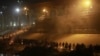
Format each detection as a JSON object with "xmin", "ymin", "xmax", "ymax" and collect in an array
[
  {"xmin": 0, "ymin": 11, "xmax": 3, "ymax": 14},
  {"xmin": 85, "ymin": 0, "xmax": 91, "ymax": 6},
  {"xmin": 82, "ymin": 0, "xmax": 92, "ymax": 8},
  {"xmin": 15, "ymin": 8, "xmax": 20, "ymax": 27},
  {"xmin": 23, "ymin": 7, "xmax": 30, "ymax": 25},
  {"xmin": 43, "ymin": 9, "xmax": 46, "ymax": 13},
  {"xmin": 42, "ymin": 8, "xmax": 48, "ymax": 17},
  {"xmin": 24, "ymin": 7, "xmax": 28, "ymax": 15},
  {"xmin": 38, "ymin": 8, "xmax": 49, "ymax": 21},
  {"xmin": 0, "ymin": 11, "xmax": 4, "ymax": 30},
  {"xmin": 13, "ymin": 23, "xmax": 17, "ymax": 27},
  {"xmin": 42, "ymin": 8, "xmax": 48, "ymax": 13},
  {"xmin": 15, "ymin": 8, "xmax": 20, "ymax": 13}
]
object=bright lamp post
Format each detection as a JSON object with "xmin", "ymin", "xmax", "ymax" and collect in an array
[
  {"xmin": 42, "ymin": 8, "xmax": 48, "ymax": 18},
  {"xmin": 16, "ymin": 8, "xmax": 20, "ymax": 13},
  {"xmin": 0, "ymin": 11, "xmax": 4, "ymax": 30},
  {"xmin": 24, "ymin": 7, "xmax": 30, "ymax": 25},
  {"xmin": 15, "ymin": 8, "xmax": 20, "ymax": 27},
  {"xmin": 24, "ymin": 7, "xmax": 28, "ymax": 15},
  {"xmin": 82, "ymin": 0, "xmax": 92, "ymax": 8},
  {"xmin": 43, "ymin": 8, "xmax": 48, "ymax": 14}
]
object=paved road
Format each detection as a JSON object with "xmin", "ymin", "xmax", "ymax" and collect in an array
[
  {"xmin": 18, "ymin": 30, "xmax": 100, "ymax": 45},
  {"xmin": 13, "ymin": 27, "xmax": 100, "ymax": 45}
]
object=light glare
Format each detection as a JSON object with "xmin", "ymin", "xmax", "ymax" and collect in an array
[
  {"xmin": 13, "ymin": 23, "xmax": 16, "ymax": 26},
  {"xmin": 83, "ymin": 0, "xmax": 92, "ymax": 8},
  {"xmin": 42, "ymin": 8, "xmax": 48, "ymax": 13},
  {"xmin": 16, "ymin": 8, "xmax": 20, "ymax": 13},
  {"xmin": 24, "ymin": 7, "xmax": 27, "ymax": 10},
  {"xmin": 0, "ymin": 11, "xmax": 3, "ymax": 14},
  {"xmin": 33, "ymin": 22, "xmax": 35, "ymax": 25},
  {"xmin": 43, "ymin": 9, "xmax": 46, "ymax": 12}
]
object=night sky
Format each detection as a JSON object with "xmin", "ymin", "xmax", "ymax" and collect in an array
[
  {"xmin": 0, "ymin": 0, "xmax": 50, "ymax": 6},
  {"xmin": 0, "ymin": 0, "xmax": 64, "ymax": 7},
  {"xmin": 0, "ymin": 0, "xmax": 45, "ymax": 10},
  {"xmin": 0, "ymin": 0, "xmax": 64, "ymax": 11}
]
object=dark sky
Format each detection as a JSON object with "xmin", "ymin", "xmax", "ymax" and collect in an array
[
  {"xmin": 0, "ymin": 0, "xmax": 64, "ymax": 6},
  {"xmin": 0, "ymin": 0, "xmax": 64, "ymax": 10},
  {"xmin": 0, "ymin": 0, "xmax": 16, "ymax": 5},
  {"xmin": 0, "ymin": 0, "xmax": 47, "ymax": 10},
  {"xmin": 0, "ymin": 0, "xmax": 49, "ymax": 6}
]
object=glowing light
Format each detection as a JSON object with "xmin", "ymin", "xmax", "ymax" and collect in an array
[
  {"xmin": 71, "ymin": 48, "xmax": 74, "ymax": 51},
  {"xmin": 0, "ymin": 54, "xmax": 4, "ymax": 56},
  {"xmin": 43, "ymin": 9, "xmax": 46, "ymax": 12},
  {"xmin": 9, "ymin": 40, "xmax": 14, "ymax": 45},
  {"xmin": 42, "ymin": 8, "xmax": 48, "ymax": 13},
  {"xmin": 24, "ymin": 7, "xmax": 27, "ymax": 10},
  {"xmin": 21, "ymin": 23, "xmax": 24, "ymax": 26},
  {"xmin": 82, "ymin": 0, "xmax": 92, "ymax": 8},
  {"xmin": 24, "ymin": 7, "xmax": 28, "ymax": 15},
  {"xmin": 85, "ymin": 1, "xmax": 91, "ymax": 6},
  {"xmin": 15, "ymin": 8, "xmax": 20, "ymax": 13},
  {"xmin": 24, "ymin": 7, "xmax": 28, "ymax": 10},
  {"xmin": 0, "ymin": 11, "xmax": 3, "ymax": 14},
  {"xmin": 13, "ymin": 23, "xmax": 16, "ymax": 26},
  {"xmin": 33, "ymin": 22, "xmax": 35, "ymax": 25},
  {"xmin": 59, "ymin": 46, "xmax": 64, "ymax": 49}
]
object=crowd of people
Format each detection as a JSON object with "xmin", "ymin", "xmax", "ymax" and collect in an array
[
  {"xmin": 0, "ymin": 39, "xmax": 100, "ymax": 56},
  {"xmin": 15, "ymin": 40, "xmax": 100, "ymax": 56}
]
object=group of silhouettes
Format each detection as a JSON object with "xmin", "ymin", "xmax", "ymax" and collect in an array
[{"xmin": 13, "ymin": 40, "xmax": 100, "ymax": 56}]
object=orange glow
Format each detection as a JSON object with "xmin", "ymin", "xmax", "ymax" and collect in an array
[
  {"xmin": 42, "ymin": 8, "xmax": 48, "ymax": 13},
  {"xmin": 9, "ymin": 40, "xmax": 14, "ymax": 45},
  {"xmin": 24, "ymin": 7, "xmax": 28, "ymax": 15},
  {"xmin": 24, "ymin": 7, "xmax": 27, "ymax": 10},
  {"xmin": 55, "ymin": 34, "xmax": 100, "ymax": 45},
  {"xmin": 43, "ymin": 9, "xmax": 46, "ymax": 12},
  {"xmin": 82, "ymin": 0, "xmax": 92, "ymax": 8}
]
